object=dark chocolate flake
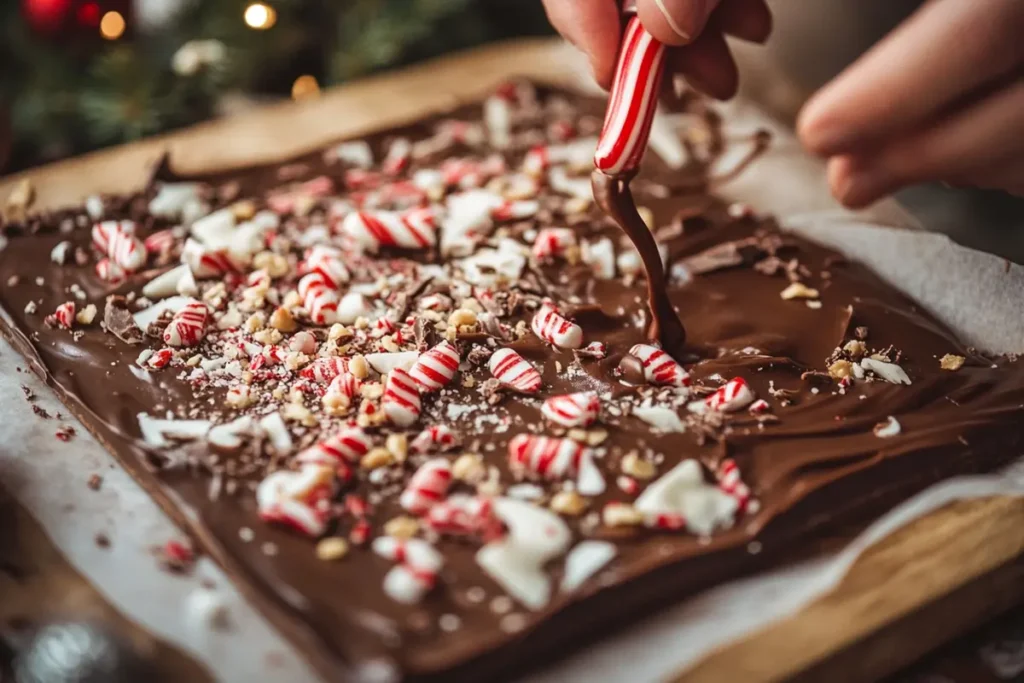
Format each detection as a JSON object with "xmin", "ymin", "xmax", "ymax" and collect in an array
[{"xmin": 103, "ymin": 297, "xmax": 143, "ymax": 345}]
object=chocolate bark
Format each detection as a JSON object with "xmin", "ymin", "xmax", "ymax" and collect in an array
[{"xmin": 1, "ymin": 85, "xmax": 1022, "ymax": 683}]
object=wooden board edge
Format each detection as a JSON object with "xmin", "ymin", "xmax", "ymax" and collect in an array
[{"xmin": 676, "ymin": 496, "xmax": 1024, "ymax": 683}]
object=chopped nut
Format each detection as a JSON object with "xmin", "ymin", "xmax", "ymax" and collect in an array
[
  {"xmin": 231, "ymin": 200, "xmax": 257, "ymax": 221},
  {"xmin": 828, "ymin": 360, "xmax": 854, "ymax": 380},
  {"xmin": 452, "ymin": 453, "xmax": 486, "ymax": 483},
  {"xmin": 282, "ymin": 290, "xmax": 302, "ymax": 308},
  {"xmin": 226, "ymin": 385, "xmax": 254, "ymax": 408},
  {"xmin": 448, "ymin": 308, "xmax": 478, "ymax": 328},
  {"xmin": 385, "ymin": 433, "xmax": 408, "ymax": 462},
  {"xmin": 245, "ymin": 313, "xmax": 265, "ymax": 333},
  {"xmin": 940, "ymin": 354, "xmax": 966, "ymax": 371},
  {"xmin": 4, "ymin": 178, "xmax": 34, "ymax": 221},
  {"xmin": 360, "ymin": 381, "xmax": 384, "ymax": 400},
  {"xmin": 383, "ymin": 516, "xmax": 420, "ymax": 539},
  {"xmin": 585, "ymin": 429, "xmax": 609, "ymax": 446},
  {"xmin": 550, "ymin": 490, "xmax": 588, "ymax": 516},
  {"xmin": 322, "ymin": 392, "xmax": 352, "ymax": 416},
  {"xmin": 620, "ymin": 452, "xmax": 655, "ymax": 480},
  {"xmin": 348, "ymin": 354, "xmax": 370, "ymax": 379},
  {"xmin": 354, "ymin": 316, "xmax": 370, "ymax": 330},
  {"xmin": 843, "ymin": 340, "xmax": 867, "ymax": 358},
  {"xmin": 269, "ymin": 306, "xmax": 298, "ymax": 332},
  {"xmin": 361, "ymin": 447, "xmax": 394, "ymax": 470},
  {"xmin": 253, "ymin": 328, "xmax": 283, "ymax": 345},
  {"xmin": 780, "ymin": 282, "xmax": 820, "ymax": 300},
  {"xmin": 316, "ymin": 537, "xmax": 350, "ymax": 561},
  {"xmin": 567, "ymin": 428, "xmax": 588, "ymax": 443},
  {"xmin": 329, "ymin": 323, "xmax": 351, "ymax": 341},
  {"xmin": 602, "ymin": 502, "xmax": 644, "ymax": 527},
  {"xmin": 75, "ymin": 304, "xmax": 98, "ymax": 326}
]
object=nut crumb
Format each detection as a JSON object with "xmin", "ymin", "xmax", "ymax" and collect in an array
[
  {"xmin": 940, "ymin": 354, "xmax": 965, "ymax": 371},
  {"xmin": 316, "ymin": 537, "xmax": 349, "ymax": 561}
]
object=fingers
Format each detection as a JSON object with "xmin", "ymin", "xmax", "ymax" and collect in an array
[
  {"xmin": 543, "ymin": 0, "xmax": 623, "ymax": 88},
  {"xmin": 710, "ymin": 0, "xmax": 772, "ymax": 44},
  {"xmin": 636, "ymin": 0, "xmax": 724, "ymax": 45},
  {"xmin": 798, "ymin": 0, "xmax": 1024, "ymax": 157},
  {"xmin": 668, "ymin": 31, "xmax": 739, "ymax": 100},
  {"xmin": 826, "ymin": 79, "xmax": 1024, "ymax": 207}
]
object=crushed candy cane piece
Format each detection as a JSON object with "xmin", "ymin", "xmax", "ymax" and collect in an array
[
  {"xmin": 628, "ymin": 344, "xmax": 690, "ymax": 387},
  {"xmin": 372, "ymin": 537, "xmax": 443, "ymax": 604},
  {"xmin": 531, "ymin": 302, "xmax": 583, "ymax": 349},
  {"xmin": 162, "ymin": 300, "xmax": 208, "ymax": 347},
  {"xmin": 409, "ymin": 340, "xmax": 459, "ymax": 392},
  {"xmin": 400, "ymin": 458, "xmax": 452, "ymax": 515},
  {"xmin": 705, "ymin": 377, "xmax": 755, "ymax": 412},
  {"xmin": 92, "ymin": 220, "xmax": 146, "ymax": 271},
  {"xmin": 383, "ymin": 367, "xmax": 421, "ymax": 427},
  {"xmin": 541, "ymin": 392, "xmax": 600, "ymax": 428},
  {"xmin": 410, "ymin": 425, "xmax": 458, "ymax": 454},
  {"xmin": 489, "ymin": 348, "xmax": 542, "ymax": 393}
]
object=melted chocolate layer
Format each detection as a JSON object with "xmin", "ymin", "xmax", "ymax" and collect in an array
[{"xmin": 1, "ymin": 86, "xmax": 1022, "ymax": 683}]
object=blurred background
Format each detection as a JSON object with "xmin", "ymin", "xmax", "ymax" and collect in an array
[{"xmin": 1, "ymin": 0, "xmax": 1022, "ymax": 261}]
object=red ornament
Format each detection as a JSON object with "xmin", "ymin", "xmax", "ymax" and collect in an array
[{"xmin": 23, "ymin": 0, "xmax": 73, "ymax": 33}]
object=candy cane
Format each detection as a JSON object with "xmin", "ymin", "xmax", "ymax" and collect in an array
[
  {"xmin": 491, "ymin": 199, "xmax": 539, "ymax": 222},
  {"xmin": 410, "ymin": 425, "xmax": 458, "ymax": 454},
  {"xmin": 182, "ymin": 238, "xmax": 240, "ymax": 278},
  {"xmin": 256, "ymin": 468, "xmax": 332, "ymax": 537},
  {"xmin": 303, "ymin": 245, "xmax": 349, "ymax": 289},
  {"xmin": 372, "ymin": 537, "xmax": 443, "ymax": 604},
  {"xmin": 144, "ymin": 229, "xmax": 177, "ymax": 256},
  {"xmin": 705, "ymin": 377, "xmax": 755, "ymax": 412},
  {"xmin": 531, "ymin": 228, "xmax": 577, "ymax": 261},
  {"xmin": 593, "ymin": 15, "xmax": 668, "ymax": 176},
  {"xmin": 295, "ymin": 427, "xmax": 372, "ymax": 481},
  {"xmin": 383, "ymin": 367, "xmax": 421, "ymax": 427},
  {"xmin": 399, "ymin": 458, "xmax": 452, "ymax": 514},
  {"xmin": 50, "ymin": 302, "xmax": 75, "ymax": 330},
  {"xmin": 508, "ymin": 434, "xmax": 592, "ymax": 482},
  {"xmin": 488, "ymin": 348, "xmax": 542, "ymax": 393},
  {"xmin": 541, "ymin": 392, "xmax": 600, "ymax": 428},
  {"xmin": 92, "ymin": 220, "xmax": 146, "ymax": 271},
  {"xmin": 717, "ymin": 458, "xmax": 752, "ymax": 513},
  {"xmin": 95, "ymin": 258, "xmax": 126, "ymax": 285},
  {"xmin": 408, "ymin": 340, "xmax": 459, "ymax": 392},
  {"xmin": 162, "ymin": 300, "xmax": 208, "ymax": 347},
  {"xmin": 341, "ymin": 207, "xmax": 438, "ymax": 252},
  {"xmin": 298, "ymin": 272, "xmax": 339, "ymax": 325},
  {"xmin": 426, "ymin": 495, "xmax": 501, "ymax": 538},
  {"xmin": 382, "ymin": 137, "xmax": 412, "ymax": 176},
  {"xmin": 628, "ymin": 344, "xmax": 690, "ymax": 387},
  {"xmin": 301, "ymin": 357, "xmax": 349, "ymax": 383},
  {"xmin": 325, "ymin": 373, "xmax": 361, "ymax": 402},
  {"xmin": 531, "ymin": 302, "xmax": 583, "ymax": 349}
]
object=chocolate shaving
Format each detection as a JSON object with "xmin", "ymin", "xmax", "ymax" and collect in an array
[
  {"xmin": 104, "ymin": 296, "xmax": 143, "ymax": 345},
  {"xmin": 682, "ymin": 238, "xmax": 761, "ymax": 275}
]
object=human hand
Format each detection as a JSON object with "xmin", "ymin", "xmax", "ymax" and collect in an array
[
  {"xmin": 542, "ymin": 0, "xmax": 772, "ymax": 100},
  {"xmin": 798, "ymin": 0, "xmax": 1024, "ymax": 207}
]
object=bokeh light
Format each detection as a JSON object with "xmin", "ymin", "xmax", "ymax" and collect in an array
[
  {"xmin": 244, "ymin": 2, "xmax": 276, "ymax": 30},
  {"xmin": 99, "ymin": 11, "xmax": 125, "ymax": 40}
]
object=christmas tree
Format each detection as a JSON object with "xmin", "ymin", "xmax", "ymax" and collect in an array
[{"xmin": 2, "ymin": 0, "xmax": 553, "ymax": 173}]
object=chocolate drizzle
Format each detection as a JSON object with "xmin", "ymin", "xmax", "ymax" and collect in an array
[{"xmin": 592, "ymin": 170, "xmax": 686, "ymax": 357}]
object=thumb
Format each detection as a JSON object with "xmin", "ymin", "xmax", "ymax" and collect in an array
[{"xmin": 637, "ymin": 0, "xmax": 723, "ymax": 45}]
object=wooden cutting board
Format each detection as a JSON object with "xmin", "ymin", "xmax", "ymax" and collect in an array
[{"xmin": 1, "ymin": 39, "xmax": 1021, "ymax": 683}]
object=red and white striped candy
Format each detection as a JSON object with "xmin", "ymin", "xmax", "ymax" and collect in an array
[
  {"xmin": 383, "ymin": 367, "xmax": 421, "ymax": 427},
  {"xmin": 182, "ymin": 238, "xmax": 239, "ymax": 278},
  {"xmin": 400, "ymin": 458, "xmax": 452, "ymax": 514},
  {"xmin": 541, "ymin": 392, "xmax": 600, "ymax": 428},
  {"xmin": 508, "ymin": 434, "xmax": 591, "ymax": 481},
  {"xmin": 628, "ymin": 344, "xmax": 690, "ymax": 387},
  {"xmin": 303, "ymin": 245, "xmax": 349, "ymax": 289},
  {"xmin": 410, "ymin": 425, "xmax": 457, "ymax": 454},
  {"xmin": 267, "ymin": 176, "xmax": 334, "ymax": 215},
  {"xmin": 382, "ymin": 138, "xmax": 412, "ymax": 176},
  {"xmin": 341, "ymin": 207, "xmax": 438, "ymax": 252},
  {"xmin": 372, "ymin": 537, "xmax": 443, "ymax": 604},
  {"xmin": 144, "ymin": 229, "xmax": 177, "ymax": 256},
  {"xmin": 524, "ymin": 139, "xmax": 595, "ymax": 176},
  {"xmin": 298, "ymin": 273, "xmax": 339, "ymax": 325},
  {"xmin": 95, "ymin": 258, "xmax": 126, "ymax": 285},
  {"xmin": 52, "ymin": 302, "xmax": 75, "ymax": 330},
  {"xmin": 532, "ymin": 228, "xmax": 577, "ymax": 261},
  {"xmin": 301, "ymin": 357, "xmax": 349, "ymax": 383},
  {"xmin": 426, "ymin": 495, "xmax": 500, "ymax": 538},
  {"xmin": 491, "ymin": 199, "xmax": 539, "ymax": 222},
  {"xmin": 531, "ymin": 302, "xmax": 583, "ymax": 349},
  {"xmin": 717, "ymin": 458, "xmax": 752, "ymax": 513},
  {"xmin": 488, "ymin": 348, "xmax": 542, "ymax": 393},
  {"xmin": 594, "ymin": 15, "xmax": 668, "ymax": 176},
  {"xmin": 409, "ymin": 340, "xmax": 459, "ymax": 392},
  {"xmin": 256, "ymin": 469, "xmax": 332, "ymax": 537},
  {"xmin": 749, "ymin": 398, "xmax": 770, "ymax": 414},
  {"xmin": 325, "ymin": 373, "xmax": 361, "ymax": 402},
  {"xmin": 295, "ymin": 427, "xmax": 372, "ymax": 479},
  {"xmin": 705, "ymin": 377, "xmax": 755, "ymax": 412},
  {"xmin": 147, "ymin": 348, "xmax": 173, "ymax": 369},
  {"xmin": 580, "ymin": 341, "xmax": 608, "ymax": 359},
  {"xmin": 438, "ymin": 119, "xmax": 485, "ymax": 146},
  {"xmin": 162, "ymin": 300, "xmax": 208, "ymax": 347},
  {"xmin": 92, "ymin": 220, "xmax": 146, "ymax": 271}
]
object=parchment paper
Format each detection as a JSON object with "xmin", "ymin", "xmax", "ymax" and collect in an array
[{"xmin": 1, "ymin": 39, "xmax": 1022, "ymax": 683}]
